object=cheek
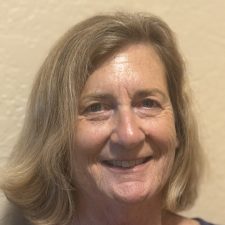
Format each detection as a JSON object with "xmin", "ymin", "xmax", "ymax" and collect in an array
[
  {"xmin": 74, "ymin": 121, "xmax": 110, "ymax": 156},
  {"xmin": 144, "ymin": 114, "xmax": 177, "ymax": 176},
  {"xmin": 73, "ymin": 122, "xmax": 110, "ymax": 185},
  {"xmin": 145, "ymin": 115, "xmax": 178, "ymax": 151}
]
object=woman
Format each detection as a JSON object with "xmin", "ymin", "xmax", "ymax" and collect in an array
[{"xmin": 1, "ymin": 12, "xmax": 216, "ymax": 225}]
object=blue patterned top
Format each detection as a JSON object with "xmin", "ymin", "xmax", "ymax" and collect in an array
[{"xmin": 195, "ymin": 218, "xmax": 217, "ymax": 225}]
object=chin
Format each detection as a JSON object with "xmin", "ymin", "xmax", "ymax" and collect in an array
[{"xmin": 110, "ymin": 181, "xmax": 156, "ymax": 204}]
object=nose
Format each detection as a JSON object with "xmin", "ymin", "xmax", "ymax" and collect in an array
[{"xmin": 110, "ymin": 108, "xmax": 145, "ymax": 149}]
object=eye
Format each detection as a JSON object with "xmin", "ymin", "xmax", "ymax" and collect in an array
[
  {"xmin": 141, "ymin": 99, "xmax": 161, "ymax": 108},
  {"xmin": 86, "ymin": 103, "xmax": 105, "ymax": 113},
  {"xmin": 80, "ymin": 102, "xmax": 112, "ymax": 121}
]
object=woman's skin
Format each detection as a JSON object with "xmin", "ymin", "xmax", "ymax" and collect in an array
[{"xmin": 72, "ymin": 44, "xmax": 199, "ymax": 225}]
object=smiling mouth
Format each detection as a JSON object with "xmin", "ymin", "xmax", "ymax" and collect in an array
[{"xmin": 101, "ymin": 156, "xmax": 152, "ymax": 169}]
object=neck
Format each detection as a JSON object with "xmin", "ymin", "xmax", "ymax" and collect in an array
[{"xmin": 73, "ymin": 194, "xmax": 170, "ymax": 225}]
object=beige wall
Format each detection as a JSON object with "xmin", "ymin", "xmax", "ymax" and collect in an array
[{"xmin": 0, "ymin": 0, "xmax": 224, "ymax": 224}]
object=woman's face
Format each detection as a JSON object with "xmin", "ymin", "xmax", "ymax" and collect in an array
[{"xmin": 73, "ymin": 44, "xmax": 178, "ymax": 205}]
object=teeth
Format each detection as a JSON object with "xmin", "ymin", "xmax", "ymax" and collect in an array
[{"xmin": 106, "ymin": 158, "xmax": 147, "ymax": 168}]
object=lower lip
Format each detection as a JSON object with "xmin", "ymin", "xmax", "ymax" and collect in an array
[{"xmin": 101, "ymin": 157, "xmax": 152, "ymax": 173}]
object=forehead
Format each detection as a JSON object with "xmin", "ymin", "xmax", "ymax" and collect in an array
[{"xmin": 81, "ymin": 44, "xmax": 168, "ymax": 96}]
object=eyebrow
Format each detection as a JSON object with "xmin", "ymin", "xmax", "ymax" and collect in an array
[
  {"xmin": 80, "ymin": 88, "xmax": 168, "ymax": 102},
  {"xmin": 133, "ymin": 89, "xmax": 168, "ymax": 102},
  {"xmin": 80, "ymin": 93, "xmax": 114, "ymax": 102}
]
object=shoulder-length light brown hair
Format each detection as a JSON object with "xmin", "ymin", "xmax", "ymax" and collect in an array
[{"xmin": 1, "ymin": 12, "xmax": 204, "ymax": 225}]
